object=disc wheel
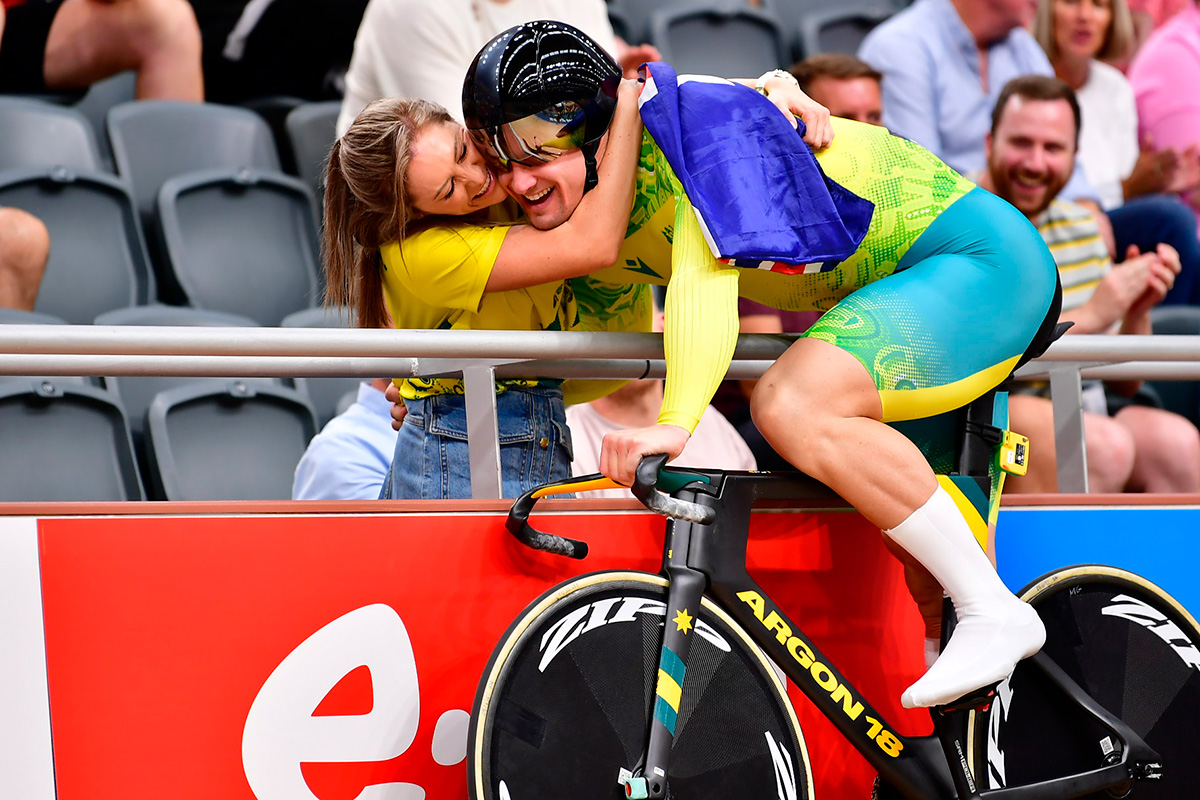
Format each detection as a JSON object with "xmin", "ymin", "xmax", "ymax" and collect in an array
[{"xmin": 468, "ymin": 571, "xmax": 812, "ymax": 799}]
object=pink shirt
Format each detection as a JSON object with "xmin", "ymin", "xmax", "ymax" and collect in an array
[
  {"xmin": 1127, "ymin": 0, "xmax": 1190, "ymax": 27},
  {"xmin": 1130, "ymin": 4, "xmax": 1200, "ymax": 221}
]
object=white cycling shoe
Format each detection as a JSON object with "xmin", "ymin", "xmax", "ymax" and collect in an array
[
  {"xmin": 885, "ymin": 486, "xmax": 1047, "ymax": 710},
  {"xmin": 902, "ymin": 598, "xmax": 1045, "ymax": 709}
]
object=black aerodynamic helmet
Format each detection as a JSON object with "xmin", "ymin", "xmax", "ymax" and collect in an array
[{"xmin": 462, "ymin": 20, "xmax": 621, "ymax": 190}]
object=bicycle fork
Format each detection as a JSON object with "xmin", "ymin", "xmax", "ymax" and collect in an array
[{"xmin": 624, "ymin": 517, "xmax": 708, "ymax": 800}]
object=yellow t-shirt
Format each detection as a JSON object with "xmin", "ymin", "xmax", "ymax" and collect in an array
[{"xmin": 382, "ymin": 222, "xmax": 579, "ymax": 399}]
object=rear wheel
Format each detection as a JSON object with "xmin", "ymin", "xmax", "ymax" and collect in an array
[
  {"xmin": 971, "ymin": 565, "xmax": 1200, "ymax": 797},
  {"xmin": 468, "ymin": 571, "xmax": 812, "ymax": 799}
]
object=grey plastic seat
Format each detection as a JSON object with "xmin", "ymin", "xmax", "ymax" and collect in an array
[
  {"xmin": 71, "ymin": 71, "xmax": 137, "ymax": 172},
  {"xmin": 796, "ymin": 6, "xmax": 893, "ymax": 59},
  {"xmin": 282, "ymin": 305, "xmax": 361, "ymax": 428},
  {"xmin": 145, "ymin": 382, "xmax": 317, "ymax": 501},
  {"xmin": 649, "ymin": 4, "xmax": 791, "ymax": 79},
  {"xmin": 0, "ymin": 97, "xmax": 105, "ymax": 172},
  {"xmin": 107, "ymin": 100, "xmax": 282, "ymax": 299},
  {"xmin": 0, "ymin": 166, "xmax": 154, "ymax": 323},
  {"xmin": 155, "ymin": 167, "xmax": 320, "ymax": 325},
  {"xmin": 284, "ymin": 100, "xmax": 341, "ymax": 201},
  {"xmin": 765, "ymin": 0, "xmax": 902, "ymax": 58},
  {"xmin": 1149, "ymin": 306, "xmax": 1200, "ymax": 429},
  {"xmin": 0, "ymin": 378, "xmax": 144, "ymax": 501},
  {"xmin": 93, "ymin": 305, "xmax": 284, "ymax": 464}
]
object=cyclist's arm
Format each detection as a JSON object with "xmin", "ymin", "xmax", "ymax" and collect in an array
[
  {"xmin": 484, "ymin": 79, "xmax": 644, "ymax": 292},
  {"xmin": 659, "ymin": 192, "xmax": 741, "ymax": 433}
]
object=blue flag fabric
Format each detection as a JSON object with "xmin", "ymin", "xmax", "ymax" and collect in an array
[{"xmin": 637, "ymin": 62, "xmax": 874, "ymax": 273}]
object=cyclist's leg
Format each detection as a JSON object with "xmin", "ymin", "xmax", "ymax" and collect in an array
[{"xmin": 751, "ymin": 190, "xmax": 1058, "ymax": 708}]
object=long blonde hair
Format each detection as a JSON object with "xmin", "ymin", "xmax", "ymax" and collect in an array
[
  {"xmin": 322, "ymin": 98, "xmax": 454, "ymax": 329},
  {"xmin": 1033, "ymin": 0, "xmax": 1135, "ymax": 64}
]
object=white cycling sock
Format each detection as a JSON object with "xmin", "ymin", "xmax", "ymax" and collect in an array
[{"xmin": 885, "ymin": 487, "xmax": 1045, "ymax": 709}]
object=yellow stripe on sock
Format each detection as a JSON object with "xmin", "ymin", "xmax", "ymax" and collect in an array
[{"xmin": 937, "ymin": 475, "xmax": 988, "ymax": 551}]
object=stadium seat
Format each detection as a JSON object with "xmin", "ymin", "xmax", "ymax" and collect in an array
[
  {"xmin": 1149, "ymin": 306, "xmax": 1200, "ymax": 429},
  {"xmin": 0, "ymin": 378, "xmax": 144, "ymax": 501},
  {"xmin": 244, "ymin": 95, "xmax": 307, "ymax": 176},
  {"xmin": 155, "ymin": 167, "xmax": 320, "ymax": 325},
  {"xmin": 765, "ymin": 0, "xmax": 901, "ymax": 58},
  {"xmin": 92, "ymin": 305, "xmax": 287, "ymax": 491},
  {"xmin": 649, "ymin": 4, "xmax": 790, "ymax": 79},
  {"xmin": 71, "ymin": 71, "xmax": 137, "ymax": 172},
  {"xmin": 0, "ymin": 97, "xmax": 105, "ymax": 172},
  {"xmin": 106, "ymin": 100, "xmax": 282, "ymax": 301},
  {"xmin": 144, "ymin": 382, "xmax": 317, "ymax": 501},
  {"xmin": 607, "ymin": 4, "xmax": 634, "ymax": 44},
  {"xmin": 281, "ymin": 305, "xmax": 362, "ymax": 428},
  {"xmin": 795, "ymin": 6, "xmax": 893, "ymax": 60},
  {"xmin": 0, "ymin": 166, "xmax": 154, "ymax": 323},
  {"xmin": 284, "ymin": 100, "xmax": 341, "ymax": 202}
]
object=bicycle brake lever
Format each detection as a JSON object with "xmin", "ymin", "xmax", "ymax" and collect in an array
[{"xmin": 632, "ymin": 454, "xmax": 716, "ymax": 525}]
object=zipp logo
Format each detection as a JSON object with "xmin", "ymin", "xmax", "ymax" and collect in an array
[
  {"xmin": 538, "ymin": 596, "xmax": 731, "ymax": 672},
  {"xmin": 765, "ymin": 731, "xmax": 800, "ymax": 800},
  {"xmin": 985, "ymin": 678, "xmax": 1015, "ymax": 788},
  {"xmin": 1103, "ymin": 594, "xmax": 1200, "ymax": 669},
  {"xmin": 242, "ymin": 604, "xmax": 468, "ymax": 800}
]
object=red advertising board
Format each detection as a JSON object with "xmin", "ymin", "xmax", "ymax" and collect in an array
[{"xmin": 34, "ymin": 506, "xmax": 928, "ymax": 800}]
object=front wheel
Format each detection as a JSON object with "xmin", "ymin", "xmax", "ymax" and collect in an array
[
  {"xmin": 971, "ymin": 565, "xmax": 1200, "ymax": 797},
  {"xmin": 468, "ymin": 571, "xmax": 813, "ymax": 799}
]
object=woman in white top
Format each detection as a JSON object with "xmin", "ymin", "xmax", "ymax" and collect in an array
[{"xmin": 1035, "ymin": 0, "xmax": 1200, "ymax": 305}]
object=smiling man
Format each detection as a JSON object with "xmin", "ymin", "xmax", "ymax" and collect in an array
[{"xmin": 978, "ymin": 75, "xmax": 1200, "ymax": 496}]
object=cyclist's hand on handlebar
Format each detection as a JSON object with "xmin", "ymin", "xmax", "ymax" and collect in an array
[{"xmin": 600, "ymin": 423, "xmax": 690, "ymax": 487}]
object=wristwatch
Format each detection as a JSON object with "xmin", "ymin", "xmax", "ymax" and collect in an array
[{"xmin": 755, "ymin": 69, "xmax": 800, "ymax": 95}]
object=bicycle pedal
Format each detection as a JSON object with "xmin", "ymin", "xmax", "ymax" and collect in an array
[
  {"xmin": 623, "ymin": 776, "xmax": 649, "ymax": 799},
  {"xmin": 935, "ymin": 681, "xmax": 1001, "ymax": 714}
]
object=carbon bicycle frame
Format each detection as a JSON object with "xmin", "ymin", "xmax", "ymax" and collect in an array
[{"xmin": 636, "ymin": 469, "xmax": 1160, "ymax": 800}]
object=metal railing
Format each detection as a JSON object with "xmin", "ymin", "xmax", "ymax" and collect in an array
[{"xmin": 2, "ymin": 324, "xmax": 1199, "ymax": 497}]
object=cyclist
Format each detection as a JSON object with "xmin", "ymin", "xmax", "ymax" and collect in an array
[
  {"xmin": 323, "ymin": 52, "xmax": 828, "ymax": 500},
  {"xmin": 458, "ymin": 21, "xmax": 1060, "ymax": 708}
]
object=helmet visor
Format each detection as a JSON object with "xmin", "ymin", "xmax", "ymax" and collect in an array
[{"xmin": 468, "ymin": 100, "xmax": 590, "ymax": 168}]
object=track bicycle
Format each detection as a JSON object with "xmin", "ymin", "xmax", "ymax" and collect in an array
[{"xmin": 467, "ymin": 392, "xmax": 1200, "ymax": 800}]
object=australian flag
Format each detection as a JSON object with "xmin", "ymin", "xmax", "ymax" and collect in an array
[{"xmin": 637, "ymin": 61, "xmax": 874, "ymax": 274}]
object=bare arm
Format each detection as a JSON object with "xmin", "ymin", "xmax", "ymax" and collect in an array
[{"xmin": 483, "ymin": 78, "xmax": 644, "ymax": 292}]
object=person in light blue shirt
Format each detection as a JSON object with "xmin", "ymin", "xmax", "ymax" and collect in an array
[
  {"xmin": 292, "ymin": 379, "xmax": 399, "ymax": 501},
  {"xmin": 858, "ymin": 0, "xmax": 1097, "ymax": 202}
]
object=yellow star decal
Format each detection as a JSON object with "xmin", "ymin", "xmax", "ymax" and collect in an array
[{"xmin": 673, "ymin": 608, "xmax": 693, "ymax": 634}]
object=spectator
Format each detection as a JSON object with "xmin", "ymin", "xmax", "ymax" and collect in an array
[
  {"xmin": 0, "ymin": 0, "xmax": 203, "ymax": 100},
  {"xmin": 790, "ymin": 53, "xmax": 883, "ymax": 125},
  {"xmin": 1130, "ymin": 0, "xmax": 1200, "ymax": 234},
  {"xmin": 187, "ymin": 0, "xmax": 369, "ymax": 104},
  {"xmin": 292, "ymin": 378, "xmax": 399, "ymax": 501},
  {"xmin": 1033, "ymin": 0, "xmax": 1200, "ymax": 305},
  {"xmin": 336, "ymin": 0, "xmax": 660, "ymax": 135},
  {"xmin": 568, "ymin": 308, "xmax": 756, "ymax": 498},
  {"xmin": 978, "ymin": 75, "xmax": 1200, "ymax": 493},
  {"xmin": 857, "ymin": 0, "xmax": 1095, "ymax": 203},
  {"xmin": 0, "ymin": 207, "xmax": 48, "ymax": 311}
]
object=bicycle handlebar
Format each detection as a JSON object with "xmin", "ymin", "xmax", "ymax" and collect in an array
[{"xmin": 504, "ymin": 454, "xmax": 716, "ymax": 559}]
